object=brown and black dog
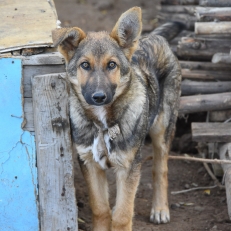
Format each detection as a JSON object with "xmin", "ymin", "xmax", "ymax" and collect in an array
[{"xmin": 52, "ymin": 7, "xmax": 181, "ymax": 231}]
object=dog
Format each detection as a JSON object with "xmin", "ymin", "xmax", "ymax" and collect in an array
[{"xmin": 52, "ymin": 7, "xmax": 181, "ymax": 231}]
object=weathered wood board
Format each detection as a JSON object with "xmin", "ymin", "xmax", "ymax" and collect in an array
[
  {"xmin": 0, "ymin": 58, "xmax": 39, "ymax": 231},
  {"xmin": 0, "ymin": 0, "xmax": 58, "ymax": 53},
  {"xmin": 32, "ymin": 73, "xmax": 78, "ymax": 231},
  {"xmin": 192, "ymin": 122, "xmax": 231, "ymax": 142}
]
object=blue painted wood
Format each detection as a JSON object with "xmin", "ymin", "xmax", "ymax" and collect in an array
[{"xmin": 0, "ymin": 58, "xmax": 39, "ymax": 231}]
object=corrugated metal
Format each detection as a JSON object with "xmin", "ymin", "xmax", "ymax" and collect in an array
[
  {"xmin": 0, "ymin": 0, "xmax": 58, "ymax": 53},
  {"xmin": 0, "ymin": 58, "xmax": 39, "ymax": 231}
]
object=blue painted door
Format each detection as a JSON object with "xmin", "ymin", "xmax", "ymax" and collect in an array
[{"xmin": 0, "ymin": 58, "xmax": 39, "ymax": 231}]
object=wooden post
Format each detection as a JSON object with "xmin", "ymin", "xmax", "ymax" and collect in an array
[
  {"xmin": 32, "ymin": 73, "xmax": 78, "ymax": 231},
  {"xmin": 219, "ymin": 143, "xmax": 231, "ymax": 220}
]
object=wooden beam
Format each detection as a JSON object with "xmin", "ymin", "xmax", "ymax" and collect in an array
[
  {"xmin": 191, "ymin": 122, "xmax": 231, "ymax": 142},
  {"xmin": 180, "ymin": 60, "xmax": 231, "ymax": 71},
  {"xmin": 181, "ymin": 69, "xmax": 231, "ymax": 80},
  {"xmin": 32, "ymin": 73, "xmax": 78, "ymax": 231},
  {"xmin": 181, "ymin": 79, "xmax": 231, "ymax": 95},
  {"xmin": 195, "ymin": 7, "xmax": 231, "ymax": 22},
  {"xmin": 179, "ymin": 92, "xmax": 231, "ymax": 115},
  {"xmin": 195, "ymin": 22, "xmax": 231, "ymax": 34},
  {"xmin": 199, "ymin": 0, "xmax": 231, "ymax": 7}
]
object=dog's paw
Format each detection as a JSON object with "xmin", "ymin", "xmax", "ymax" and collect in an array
[{"xmin": 150, "ymin": 208, "xmax": 170, "ymax": 224}]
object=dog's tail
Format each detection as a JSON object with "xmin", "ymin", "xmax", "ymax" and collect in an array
[{"xmin": 150, "ymin": 21, "xmax": 186, "ymax": 41}]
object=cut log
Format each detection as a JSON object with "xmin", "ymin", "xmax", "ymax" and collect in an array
[
  {"xmin": 32, "ymin": 73, "xmax": 78, "ymax": 231},
  {"xmin": 181, "ymin": 69, "xmax": 231, "ymax": 81},
  {"xmin": 199, "ymin": 0, "xmax": 231, "ymax": 7},
  {"xmin": 180, "ymin": 60, "xmax": 231, "ymax": 71},
  {"xmin": 195, "ymin": 22, "xmax": 231, "ymax": 34},
  {"xmin": 195, "ymin": 7, "xmax": 231, "ymax": 22},
  {"xmin": 161, "ymin": 0, "xmax": 199, "ymax": 5},
  {"xmin": 179, "ymin": 92, "xmax": 231, "ymax": 115},
  {"xmin": 177, "ymin": 37, "xmax": 231, "ymax": 59},
  {"xmin": 210, "ymin": 110, "xmax": 231, "ymax": 122},
  {"xmin": 191, "ymin": 122, "xmax": 231, "ymax": 142},
  {"xmin": 219, "ymin": 143, "xmax": 231, "ymax": 220},
  {"xmin": 160, "ymin": 5, "xmax": 196, "ymax": 15},
  {"xmin": 181, "ymin": 79, "xmax": 231, "ymax": 95},
  {"xmin": 212, "ymin": 53, "xmax": 231, "ymax": 64},
  {"xmin": 158, "ymin": 13, "xmax": 196, "ymax": 30}
]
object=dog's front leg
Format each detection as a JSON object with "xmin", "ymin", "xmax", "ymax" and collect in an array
[
  {"xmin": 112, "ymin": 163, "xmax": 141, "ymax": 231},
  {"xmin": 79, "ymin": 159, "xmax": 111, "ymax": 231}
]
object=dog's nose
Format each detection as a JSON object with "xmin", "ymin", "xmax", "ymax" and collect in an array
[{"xmin": 92, "ymin": 92, "xmax": 107, "ymax": 104}]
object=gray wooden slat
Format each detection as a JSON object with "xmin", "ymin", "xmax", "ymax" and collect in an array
[
  {"xmin": 192, "ymin": 122, "xmax": 231, "ymax": 142},
  {"xmin": 32, "ymin": 73, "xmax": 78, "ymax": 231},
  {"xmin": 23, "ymin": 65, "xmax": 65, "ymax": 98},
  {"xmin": 23, "ymin": 98, "xmax": 34, "ymax": 132}
]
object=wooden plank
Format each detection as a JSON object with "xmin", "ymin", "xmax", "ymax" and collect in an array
[
  {"xmin": 23, "ymin": 65, "xmax": 65, "ymax": 98},
  {"xmin": 195, "ymin": 22, "xmax": 231, "ymax": 34},
  {"xmin": 219, "ymin": 143, "xmax": 231, "ymax": 220},
  {"xmin": 192, "ymin": 123, "xmax": 231, "ymax": 142},
  {"xmin": 181, "ymin": 69, "xmax": 231, "ymax": 80},
  {"xmin": 180, "ymin": 60, "xmax": 231, "ymax": 71},
  {"xmin": 23, "ymin": 98, "xmax": 34, "ymax": 132},
  {"xmin": 195, "ymin": 7, "xmax": 231, "ymax": 22},
  {"xmin": 32, "ymin": 73, "xmax": 78, "ymax": 231},
  {"xmin": 0, "ymin": 0, "xmax": 57, "ymax": 53},
  {"xmin": 181, "ymin": 79, "xmax": 231, "ymax": 95},
  {"xmin": 179, "ymin": 92, "xmax": 231, "ymax": 115},
  {"xmin": 199, "ymin": 0, "xmax": 231, "ymax": 7},
  {"xmin": 160, "ymin": 5, "xmax": 196, "ymax": 14},
  {"xmin": 0, "ymin": 58, "xmax": 39, "ymax": 231},
  {"xmin": 22, "ymin": 52, "xmax": 65, "ymax": 65}
]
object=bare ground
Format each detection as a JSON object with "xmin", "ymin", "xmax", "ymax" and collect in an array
[{"xmin": 54, "ymin": 0, "xmax": 231, "ymax": 230}]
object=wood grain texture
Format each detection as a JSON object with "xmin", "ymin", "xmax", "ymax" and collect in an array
[
  {"xmin": 181, "ymin": 80, "xmax": 231, "ymax": 95},
  {"xmin": 195, "ymin": 22, "xmax": 231, "ymax": 34},
  {"xmin": 0, "ymin": 0, "xmax": 57, "ymax": 53},
  {"xmin": 179, "ymin": 92, "xmax": 231, "ymax": 115},
  {"xmin": 199, "ymin": 0, "xmax": 231, "ymax": 7},
  {"xmin": 219, "ymin": 143, "xmax": 231, "ymax": 220},
  {"xmin": 192, "ymin": 123, "xmax": 231, "ymax": 142},
  {"xmin": 32, "ymin": 73, "xmax": 78, "ymax": 231},
  {"xmin": 195, "ymin": 7, "xmax": 231, "ymax": 22},
  {"xmin": 181, "ymin": 69, "xmax": 231, "ymax": 81},
  {"xmin": 210, "ymin": 110, "xmax": 231, "ymax": 122}
]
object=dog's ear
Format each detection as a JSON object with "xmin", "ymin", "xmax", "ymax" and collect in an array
[
  {"xmin": 52, "ymin": 27, "xmax": 86, "ymax": 62},
  {"xmin": 110, "ymin": 7, "xmax": 142, "ymax": 60}
]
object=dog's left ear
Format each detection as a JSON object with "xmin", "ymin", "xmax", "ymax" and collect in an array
[
  {"xmin": 52, "ymin": 27, "xmax": 86, "ymax": 62},
  {"xmin": 110, "ymin": 7, "xmax": 142, "ymax": 60}
]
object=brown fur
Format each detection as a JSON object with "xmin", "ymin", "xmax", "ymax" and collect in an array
[{"xmin": 52, "ymin": 6, "xmax": 181, "ymax": 231}]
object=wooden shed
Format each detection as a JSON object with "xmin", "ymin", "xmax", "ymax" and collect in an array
[{"xmin": 0, "ymin": 1, "xmax": 78, "ymax": 230}]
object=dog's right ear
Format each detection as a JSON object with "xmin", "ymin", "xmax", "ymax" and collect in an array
[{"xmin": 52, "ymin": 27, "xmax": 86, "ymax": 62}]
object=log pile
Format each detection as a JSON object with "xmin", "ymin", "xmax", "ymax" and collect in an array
[{"xmin": 159, "ymin": 0, "xmax": 231, "ymax": 219}]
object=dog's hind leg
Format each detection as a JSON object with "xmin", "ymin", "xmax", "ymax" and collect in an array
[
  {"xmin": 79, "ymin": 159, "xmax": 111, "ymax": 231},
  {"xmin": 149, "ymin": 112, "xmax": 175, "ymax": 224},
  {"xmin": 112, "ymin": 162, "xmax": 141, "ymax": 231}
]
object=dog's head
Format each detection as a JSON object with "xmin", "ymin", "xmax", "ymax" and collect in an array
[{"xmin": 52, "ymin": 7, "xmax": 142, "ymax": 106}]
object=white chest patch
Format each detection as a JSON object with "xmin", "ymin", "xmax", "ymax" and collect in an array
[{"xmin": 93, "ymin": 107, "xmax": 108, "ymax": 129}]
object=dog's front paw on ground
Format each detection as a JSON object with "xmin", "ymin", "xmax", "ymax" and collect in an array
[{"xmin": 150, "ymin": 208, "xmax": 170, "ymax": 224}]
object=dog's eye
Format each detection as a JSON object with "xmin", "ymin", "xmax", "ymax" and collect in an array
[
  {"xmin": 80, "ymin": 62, "xmax": 91, "ymax": 70},
  {"xmin": 107, "ymin": 61, "xmax": 117, "ymax": 70}
]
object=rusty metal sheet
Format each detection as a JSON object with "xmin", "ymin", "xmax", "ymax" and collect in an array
[{"xmin": 0, "ymin": 0, "xmax": 58, "ymax": 53}]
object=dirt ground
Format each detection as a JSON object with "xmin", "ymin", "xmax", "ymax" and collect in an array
[{"xmin": 54, "ymin": 0, "xmax": 231, "ymax": 230}]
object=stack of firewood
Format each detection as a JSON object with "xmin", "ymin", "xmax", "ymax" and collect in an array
[{"xmin": 158, "ymin": 0, "xmax": 231, "ymax": 220}]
